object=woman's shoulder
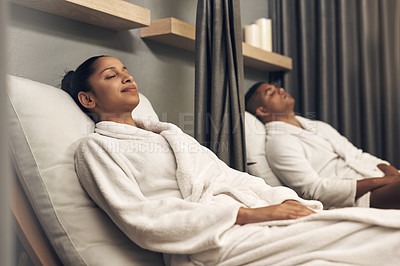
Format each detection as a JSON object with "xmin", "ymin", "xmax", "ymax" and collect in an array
[{"xmin": 76, "ymin": 133, "xmax": 115, "ymax": 152}]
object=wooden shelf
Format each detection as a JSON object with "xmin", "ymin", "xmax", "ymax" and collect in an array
[
  {"xmin": 141, "ymin": 17, "xmax": 196, "ymax": 51},
  {"xmin": 11, "ymin": 0, "xmax": 151, "ymax": 31},
  {"xmin": 141, "ymin": 17, "xmax": 292, "ymax": 72},
  {"xmin": 242, "ymin": 43, "xmax": 292, "ymax": 71}
]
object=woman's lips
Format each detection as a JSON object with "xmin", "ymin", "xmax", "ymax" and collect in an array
[{"xmin": 122, "ymin": 85, "xmax": 137, "ymax": 92}]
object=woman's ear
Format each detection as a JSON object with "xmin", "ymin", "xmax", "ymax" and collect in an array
[{"xmin": 78, "ymin": 91, "xmax": 96, "ymax": 109}]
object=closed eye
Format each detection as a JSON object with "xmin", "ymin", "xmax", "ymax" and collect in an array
[{"xmin": 105, "ymin": 74, "xmax": 116, "ymax": 79}]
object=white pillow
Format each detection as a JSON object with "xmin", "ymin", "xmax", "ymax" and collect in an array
[
  {"xmin": 132, "ymin": 93, "xmax": 159, "ymax": 122},
  {"xmin": 245, "ymin": 111, "xmax": 283, "ymax": 186},
  {"xmin": 8, "ymin": 75, "xmax": 164, "ymax": 266}
]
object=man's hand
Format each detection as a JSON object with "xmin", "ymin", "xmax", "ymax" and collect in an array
[
  {"xmin": 356, "ymin": 175, "xmax": 400, "ymax": 199},
  {"xmin": 377, "ymin": 163, "xmax": 400, "ymax": 177},
  {"xmin": 235, "ymin": 200, "xmax": 315, "ymax": 225}
]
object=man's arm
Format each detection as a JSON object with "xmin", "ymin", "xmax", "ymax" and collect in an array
[
  {"xmin": 356, "ymin": 163, "xmax": 400, "ymax": 199},
  {"xmin": 317, "ymin": 121, "xmax": 390, "ymax": 173},
  {"xmin": 199, "ymin": 144, "xmax": 323, "ymax": 209},
  {"xmin": 377, "ymin": 163, "xmax": 400, "ymax": 176},
  {"xmin": 266, "ymin": 135, "xmax": 356, "ymax": 209},
  {"xmin": 356, "ymin": 176, "xmax": 400, "ymax": 199},
  {"xmin": 315, "ymin": 121, "xmax": 400, "ymax": 204}
]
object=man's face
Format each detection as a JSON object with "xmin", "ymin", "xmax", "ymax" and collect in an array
[{"xmin": 257, "ymin": 83, "xmax": 295, "ymax": 118}]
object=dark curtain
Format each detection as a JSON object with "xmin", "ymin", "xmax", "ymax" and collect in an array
[
  {"xmin": 195, "ymin": 0, "xmax": 246, "ymax": 171},
  {"xmin": 270, "ymin": 0, "xmax": 400, "ymax": 167}
]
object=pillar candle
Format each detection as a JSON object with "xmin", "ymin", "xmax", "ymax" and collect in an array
[
  {"xmin": 255, "ymin": 18, "xmax": 272, "ymax": 52},
  {"xmin": 244, "ymin": 24, "xmax": 261, "ymax": 48}
]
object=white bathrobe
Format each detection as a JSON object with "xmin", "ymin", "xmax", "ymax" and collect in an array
[
  {"xmin": 266, "ymin": 116, "xmax": 388, "ymax": 209},
  {"xmin": 75, "ymin": 120, "xmax": 400, "ymax": 265}
]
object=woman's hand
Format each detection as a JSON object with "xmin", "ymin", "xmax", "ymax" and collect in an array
[{"xmin": 235, "ymin": 200, "xmax": 315, "ymax": 225}]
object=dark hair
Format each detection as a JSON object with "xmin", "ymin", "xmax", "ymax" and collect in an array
[
  {"xmin": 245, "ymin": 81, "xmax": 265, "ymax": 111},
  {"xmin": 61, "ymin": 55, "xmax": 107, "ymax": 114}
]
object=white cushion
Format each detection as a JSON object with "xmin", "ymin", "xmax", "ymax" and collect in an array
[
  {"xmin": 132, "ymin": 93, "xmax": 159, "ymax": 122},
  {"xmin": 8, "ymin": 75, "xmax": 164, "ymax": 265},
  {"xmin": 245, "ymin": 111, "xmax": 283, "ymax": 186}
]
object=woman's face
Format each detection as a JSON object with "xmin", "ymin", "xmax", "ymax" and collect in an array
[{"xmin": 87, "ymin": 56, "xmax": 140, "ymax": 120}]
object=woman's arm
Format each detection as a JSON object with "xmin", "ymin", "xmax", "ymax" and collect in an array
[
  {"xmin": 235, "ymin": 200, "xmax": 315, "ymax": 225},
  {"xmin": 75, "ymin": 137, "xmax": 241, "ymax": 255},
  {"xmin": 199, "ymin": 144, "xmax": 322, "ymax": 210}
]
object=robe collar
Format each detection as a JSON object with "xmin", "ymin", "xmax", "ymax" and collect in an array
[
  {"xmin": 265, "ymin": 116, "xmax": 318, "ymax": 136},
  {"xmin": 95, "ymin": 119, "xmax": 182, "ymax": 140}
]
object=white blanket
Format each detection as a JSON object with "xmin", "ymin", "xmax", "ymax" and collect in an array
[{"xmin": 75, "ymin": 120, "xmax": 400, "ymax": 265}]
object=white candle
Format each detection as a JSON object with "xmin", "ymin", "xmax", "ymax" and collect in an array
[
  {"xmin": 244, "ymin": 24, "xmax": 261, "ymax": 48},
  {"xmin": 255, "ymin": 18, "xmax": 273, "ymax": 52}
]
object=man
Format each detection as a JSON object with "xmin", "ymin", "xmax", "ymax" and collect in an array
[{"xmin": 245, "ymin": 82, "xmax": 400, "ymax": 209}]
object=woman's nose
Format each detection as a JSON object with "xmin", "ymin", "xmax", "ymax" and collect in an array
[
  {"xmin": 123, "ymin": 74, "xmax": 133, "ymax": 83},
  {"xmin": 279, "ymin": 88, "xmax": 285, "ymax": 94}
]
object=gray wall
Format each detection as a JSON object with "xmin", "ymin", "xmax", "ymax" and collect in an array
[
  {"xmin": 7, "ymin": 0, "xmax": 271, "ymax": 134},
  {"xmin": 2, "ymin": 0, "xmax": 13, "ymax": 265}
]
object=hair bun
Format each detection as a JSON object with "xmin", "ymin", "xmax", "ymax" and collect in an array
[{"xmin": 61, "ymin": 70, "xmax": 75, "ymax": 93}]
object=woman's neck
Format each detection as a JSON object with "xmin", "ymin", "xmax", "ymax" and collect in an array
[{"xmin": 99, "ymin": 113, "xmax": 137, "ymax": 127}]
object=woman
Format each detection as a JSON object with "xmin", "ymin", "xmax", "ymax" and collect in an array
[{"xmin": 63, "ymin": 56, "xmax": 400, "ymax": 265}]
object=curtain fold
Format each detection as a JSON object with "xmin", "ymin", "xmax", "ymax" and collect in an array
[
  {"xmin": 195, "ymin": 0, "xmax": 246, "ymax": 171},
  {"xmin": 272, "ymin": 0, "xmax": 400, "ymax": 167}
]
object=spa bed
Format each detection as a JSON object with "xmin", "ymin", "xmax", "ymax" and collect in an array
[{"xmin": 8, "ymin": 75, "xmax": 165, "ymax": 265}]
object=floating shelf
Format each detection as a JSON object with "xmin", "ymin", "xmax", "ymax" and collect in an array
[
  {"xmin": 141, "ymin": 17, "xmax": 292, "ymax": 72},
  {"xmin": 242, "ymin": 43, "xmax": 292, "ymax": 71},
  {"xmin": 11, "ymin": 0, "xmax": 151, "ymax": 31},
  {"xmin": 141, "ymin": 17, "xmax": 196, "ymax": 51}
]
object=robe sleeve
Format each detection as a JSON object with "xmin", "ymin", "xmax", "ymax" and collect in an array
[
  {"xmin": 319, "ymin": 121, "xmax": 389, "ymax": 169},
  {"xmin": 74, "ymin": 136, "xmax": 240, "ymax": 254},
  {"xmin": 199, "ymin": 145, "xmax": 323, "ymax": 210},
  {"xmin": 266, "ymin": 134, "xmax": 356, "ymax": 209}
]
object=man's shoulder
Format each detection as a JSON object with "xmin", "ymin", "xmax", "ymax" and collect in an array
[
  {"xmin": 266, "ymin": 132, "xmax": 302, "ymax": 150},
  {"xmin": 296, "ymin": 116, "xmax": 338, "ymax": 133}
]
